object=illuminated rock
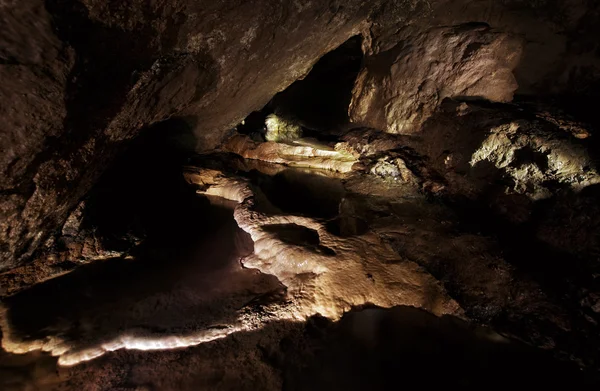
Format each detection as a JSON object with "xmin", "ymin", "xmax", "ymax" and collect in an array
[
  {"xmin": 264, "ymin": 114, "xmax": 303, "ymax": 142},
  {"xmin": 223, "ymin": 134, "xmax": 358, "ymax": 173}
]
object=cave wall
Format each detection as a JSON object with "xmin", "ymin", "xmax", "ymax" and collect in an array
[
  {"xmin": 351, "ymin": 0, "xmax": 600, "ymax": 133},
  {"xmin": 0, "ymin": 0, "xmax": 378, "ymax": 271},
  {"xmin": 350, "ymin": 24, "xmax": 523, "ymax": 133},
  {"xmin": 2, "ymin": 0, "xmax": 600, "ymax": 271}
]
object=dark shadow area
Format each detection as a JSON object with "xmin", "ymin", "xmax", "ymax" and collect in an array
[
  {"xmin": 283, "ymin": 306, "xmax": 597, "ymax": 390},
  {"xmin": 514, "ymin": 94, "xmax": 600, "ymax": 171},
  {"xmin": 262, "ymin": 224, "xmax": 320, "ymax": 246},
  {"xmin": 3, "ymin": 193, "xmax": 282, "ymax": 347},
  {"xmin": 511, "ymin": 146, "xmax": 549, "ymax": 171},
  {"xmin": 76, "ymin": 117, "xmax": 198, "ymax": 254},
  {"xmin": 235, "ymin": 35, "xmax": 364, "ymax": 139},
  {"xmin": 437, "ymin": 186, "xmax": 600, "ymax": 369},
  {"xmin": 262, "ymin": 224, "xmax": 336, "ymax": 256},
  {"xmin": 247, "ymin": 169, "xmax": 346, "ymax": 219},
  {"xmin": 271, "ymin": 35, "xmax": 363, "ymax": 132},
  {"xmin": 45, "ymin": 0, "xmax": 157, "ymax": 144},
  {"xmin": 325, "ymin": 216, "xmax": 369, "ymax": 237},
  {"xmin": 396, "ymin": 100, "xmax": 600, "ymax": 367},
  {"xmin": 2, "ymin": 118, "xmax": 284, "ymax": 355},
  {"xmin": 235, "ymin": 109, "xmax": 270, "ymax": 141},
  {"xmin": 5, "ymin": 306, "xmax": 595, "ymax": 390}
]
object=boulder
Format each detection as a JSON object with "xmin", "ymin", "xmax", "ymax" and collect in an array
[{"xmin": 349, "ymin": 24, "xmax": 523, "ymax": 133}]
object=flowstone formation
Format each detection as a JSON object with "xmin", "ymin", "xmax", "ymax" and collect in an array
[
  {"xmin": 2, "ymin": 1, "xmax": 600, "ymax": 389},
  {"xmin": 1, "ymin": 114, "xmax": 599, "ymax": 387},
  {"xmin": 3, "ymin": 0, "xmax": 600, "ymax": 271},
  {"xmin": 185, "ymin": 165, "xmax": 461, "ymax": 320},
  {"xmin": 0, "ymin": 0, "xmax": 377, "ymax": 270}
]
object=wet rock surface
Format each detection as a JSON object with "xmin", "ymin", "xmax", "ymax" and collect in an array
[
  {"xmin": 2, "ymin": 1, "xmax": 600, "ymax": 390},
  {"xmin": 3, "ymin": 0, "xmax": 600, "ymax": 271},
  {"xmin": 2, "ymin": 121, "xmax": 600, "ymax": 387},
  {"xmin": 2, "ymin": 306, "xmax": 594, "ymax": 391},
  {"xmin": 0, "ymin": 0, "xmax": 376, "ymax": 270}
]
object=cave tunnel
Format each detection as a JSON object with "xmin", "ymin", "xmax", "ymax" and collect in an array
[{"xmin": 2, "ymin": 1, "xmax": 600, "ymax": 390}]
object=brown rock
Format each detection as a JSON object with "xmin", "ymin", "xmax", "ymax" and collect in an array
[
  {"xmin": 0, "ymin": 0, "xmax": 377, "ymax": 270},
  {"xmin": 2, "ymin": 0, "xmax": 600, "ymax": 276},
  {"xmin": 349, "ymin": 24, "xmax": 523, "ymax": 133}
]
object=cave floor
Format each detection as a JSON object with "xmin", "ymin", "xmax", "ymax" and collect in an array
[{"xmin": 1, "ymin": 155, "xmax": 599, "ymax": 390}]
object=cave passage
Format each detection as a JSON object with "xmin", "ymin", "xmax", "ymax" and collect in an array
[
  {"xmin": 2, "ymin": 191, "xmax": 282, "ymax": 364},
  {"xmin": 237, "ymin": 35, "xmax": 364, "ymax": 139},
  {"xmin": 2, "ymin": 4, "xmax": 600, "ymax": 389}
]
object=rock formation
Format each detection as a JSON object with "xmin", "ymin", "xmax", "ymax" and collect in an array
[
  {"xmin": 1, "ymin": 0, "xmax": 600, "ymax": 389},
  {"xmin": 1, "ymin": 0, "xmax": 375, "ymax": 270},
  {"xmin": 350, "ymin": 24, "xmax": 523, "ymax": 133}
]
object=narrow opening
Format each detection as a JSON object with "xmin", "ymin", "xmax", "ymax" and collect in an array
[
  {"xmin": 237, "ymin": 35, "xmax": 364, "ymax": 140},
  {"xmin": 271, "ymin": 35, "xmax": 363, "ymax": 132}
]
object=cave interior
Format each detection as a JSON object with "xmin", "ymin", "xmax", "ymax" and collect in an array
[{"xmin": 1, "ymin": 1, "xmax": 600, "ymax": 390}]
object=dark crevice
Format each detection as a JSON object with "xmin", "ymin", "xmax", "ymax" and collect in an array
[
  {"xmin": 262, "ymin": 224, "xmax": 320, "ymax": 247},
  {"xmin": 247, "ymin": 169, "xmax": 345, "ymax": 219},
  {"xmin": 271, "ymin": 35, "xmax": 363, "ymax": 131},
  {"xmin": 45, "ymin": 0, "xmax": 157, "ymax": 144},
  {"xmin": 0, "ymin": 56, "xmax": 21, "ymax": 65},
  {"xmin": 80, "ymin": 117, "xmax": 198, "ymax": 254},
  {"xmin": 237, "ymin": 35, "xmax": 364, "ymax": 139}
]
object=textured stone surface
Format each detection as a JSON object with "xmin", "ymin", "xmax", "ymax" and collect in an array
[
  {"xmin": 1, "ymin": 1, "xmax": 600, "ymax": 389},
  {"xmin": 0, "ymin": 0, "xmax": 376, "ymax": 271},
  {"xmin": 3, "ymin": 0, "xmax": 600, "ymax": 271},
  {"xmin": 412, "ymin": 100, "xmax": 599, "ymax": 223},
  {"xmin": 223, "ymin": 134, "xmax": 358, "ymax": 173},
  {"xmin": 368, "ymin": 0, "xmax": 600, "ymax": 98},
  {"xmin": 350, "ymin": 24, "xmax": 523, "ymax": 133},
  {"xmin": 352, "ymin": 0, "xmax": 600, "ymax": 134}
]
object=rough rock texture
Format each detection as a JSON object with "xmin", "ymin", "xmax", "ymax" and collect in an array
[
  {"xmin": 264, "ymin": 114, "xmax": 303, "ymax": 142},
  {"xmin": 0, "ymin": 199, "xmax": 142, "ymax": 298},
  {"xmin": 352, "ymin": 0, "xmax": 600, "ymax": 133},
  {"xmin": 0, "ymin": 0, "xmax": 376, "ymax": 271},
  {"xmin": 2, "ymin": 307, "xmax": 591, "ymax": 391},
  {"xmin": 186, "ymin": 151, "xmax": 600, "ymax": 369},
  {"xmin": 0, "ymin": 161, "xmax": 460, "ymax": 367},
  {"xmin": 334, "ymin": 123, "xmax": 600, "ymax": 367},
  {"xmin": 1, "ymin": 1, "xmax": 600, "ymax": 389},
  {"xmin": 414, "ymin": 100, "xmax": 599, "ymax": 222},
  {"xmin": 223, "ymin": 134, "xmax": 358, "ymax": 173},
  {"xmin": 369, "ymin": 0, "xmax": 600, "ymax": 98},
  {"xmin": 3, "ymin": 0, "xmax": 600, "ymax": 271},
  {"xmin": 1, "ymin": 139, "xmax": 599, "ymax": 382},
  {"xmin": 350, "ymin": 24, "xmax": 523, "ymax": 133}
]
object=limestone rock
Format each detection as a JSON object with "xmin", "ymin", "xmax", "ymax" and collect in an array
[
  {"xmin": 264, "ymin": 114, "xmax": 303, "ymax": 142},
  {"xmin": 189, "ymin": 167, "xmax": 462, "ymax": 320},
  {"xmin": 368, "ymin": 0, "xmax": 600, "ymax": 99},
  {"xmin": 0, "ymin": 0, "xmax": 377, "ymax": 271},
  {"xmin": 349, "ymin": 24, "xmax": 523, "ymax": 134},
  {"xmin": 413, "ymin": 101, "xmax": 598, "ymax": 218},
  {"xmin": 370, "ymin": 157, "xmax": 418, "ymax": 184},
  {"xmin": 223, "ymin": 135, "xmax": 358, "ymax": 173}
]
